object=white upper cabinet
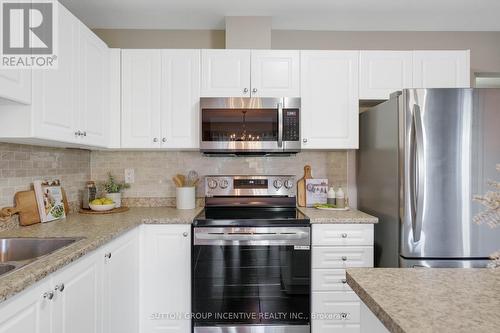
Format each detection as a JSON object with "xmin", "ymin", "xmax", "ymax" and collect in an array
[
  {"xmin": 160, "ymin": 50, "xmax": 200, "ymax": 149},
  {"xmin": 250, "ymin": 50, "xmax": 300, "ymax": 97},
  {"xmin": 359, "ymin": 51, "xmax": 413, "ymax": 100},
  {"xmin": 301, "ymin": 51, "xmax": 359, "ymax": 149},
  {"xmin": 0, "ymin": 69, "xmax": 31, "ymax": 104},
  {"xmin": 121, "ymin": 50, "xmax": 162, "ymax": 148},
  {"xmin": 201, "ymin": 49, "xmax": 251, "ymax": 97},
  {"xmin": 413, "ymin": 50, "xmax": 470, "ymax": 88},
  {"xmin": 78, "ymin": 24, "xmax": 110, "ymax": 147}
]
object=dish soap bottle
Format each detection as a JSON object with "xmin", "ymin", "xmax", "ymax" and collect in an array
[
  {"xmin": 336, "ymin": 187, "xmax": 345, "ymax": 208},
  {"xmin": 327, "ymin": 187, "xmax": 336, "ymax": 206}
]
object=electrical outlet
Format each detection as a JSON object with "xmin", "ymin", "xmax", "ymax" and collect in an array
[{"xmin": 125, "ymin": 168, "xmax": 135, "ymax": 184}]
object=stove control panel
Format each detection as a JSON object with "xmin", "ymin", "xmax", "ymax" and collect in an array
[{"xmin": 205, "ymin": 175, "xmax": 296, "ymax": 197}]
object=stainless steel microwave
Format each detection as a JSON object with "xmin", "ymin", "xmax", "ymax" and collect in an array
[{"xmin": 200, "ymin": 97, "xmax": 301, "ymax": 155}]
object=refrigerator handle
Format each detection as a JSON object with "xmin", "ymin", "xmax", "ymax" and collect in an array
[{"xmin": 411, "ymin": 104, "xmax": 425, "ymax": 242}]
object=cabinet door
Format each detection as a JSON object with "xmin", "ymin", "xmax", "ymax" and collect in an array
[
  {"xmin": 359, "ymin": 51, "xmax": 412, "ymax": 100},
  {"xmin": 250, "ymin": 50, "xmax": 300, "ymax": 97},
  {"xmin": 52, "ymin": 252, "xmax": 102, "ymax": 333},
  {"xmin": 413, "ymin": 50, "xmax": 470, "ymax": 88},
  {"xmin": 140, "ymin": 225, "xmax": 191, "ymax": 332},
  {"xmin": 301, "ymin": 51, "xmax": 359, "ymax": 149},
  {"xmin": 0, "ymin": 69, "xmax": 31, "ymax": 104},
  {"xmin": 32, "ymin": 3, "xmax": 78, "ymax": 143},
  {"xmin": 0, "ymin": 280, "xmax": 52, "ymax": 333},
  {"xmin": 201, "ymin": 49, "xmax": 251, "ymax": 97},
  {"xmin": 102, "ymin": 229, "xmax": 139, "ymax": 333},
  {"xmin": 160, "ymin": 50, "xmax": 201, "ymax": 149},
  {"xmin": 78, "ymin": 25, "xmax": 109, "ymax": 147},
  {"xmin": 121, "ymin": 50, "xmax": 162, "ymax": 148}
]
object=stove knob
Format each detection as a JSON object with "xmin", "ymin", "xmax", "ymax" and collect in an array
[
  {"xmin": 284, "ymin": 180, "xmax": 294, "ymax": 189},
  {"xmin": 273, "ymin": 180, "xmax": 283, "ymax": 189},
  {"xmin": 219, "ymin": 179, "xmax": 229, "ymax": 189},
  {"xmin": 207, "ymin": 179, "xmax": 218, "ymax": 189}
]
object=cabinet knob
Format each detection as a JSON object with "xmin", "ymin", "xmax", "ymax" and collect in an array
[
  {"xmin": 43, "ymin": 291, "xmax": 54, "ymax": 300},
  {"xmin": 341, "ymin": 256, "xmax": 347, "ymax": 261},
  {"xmin": 341, "ymin": 233, "xmax": 348, "ymax": 238},
  {"xmin": 82, "ymin": 131, "xmax": 87, "ymax": 137},
  {"xmin": 341, "ymin": 278, "xmax": 347, "ymax": 284},
  {"xmin": 74, "ymin": 131, "xmax": 81, "ymax": 136},
  {"xmin": 55, "ymin": 283, "xmax": 65, "ymax": 292},
  {"xmin": 105, "ymin": 252, "xmax": 112, "ymax": 259},
  {"xmin": 162, "ymin": 138, "xmax": 167, "ymax": 143},
  {"xmin": 302, "ymin": 138, "xmax": 308, "ymax": 143},
  {"xmin": 252, "ymin": 88, "xmax": 257, "ymax": 93},
  {"xmin": 153, "ymin": 138, "xmax": 158, "ymax": 143},
  {"xmin": 183, "ymin": 232, "xmax": 188, "ymax": 237},
  {"xmin": 243, "ymin": 88, "xmax": 249, "ymax": 94}
]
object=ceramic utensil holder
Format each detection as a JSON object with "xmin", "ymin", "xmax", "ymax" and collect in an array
[{"xmin": 176, "ymin": 187, "xmax": 196, "ymax": 209}]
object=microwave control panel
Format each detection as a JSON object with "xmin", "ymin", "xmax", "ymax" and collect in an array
[{"xmin": 283, "ymin": 109, "xmax": 299, "ymax": 141}]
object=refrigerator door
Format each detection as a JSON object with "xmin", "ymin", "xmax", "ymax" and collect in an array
[
  {"xmin": 401, "ymin": 88, "xmax": 500, "ymax": 259},
  {"xmin": 400, "ymin": 257, "xmax": 492, "ymax": 268}
]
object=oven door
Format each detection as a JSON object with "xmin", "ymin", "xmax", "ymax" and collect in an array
[
  {"xmin": 192, "ymin": 227, "xmax": 311, "ymax": 333},
  {"xmin": 200, "ymin": 97, "xmax": 300, "ymax": 154}
]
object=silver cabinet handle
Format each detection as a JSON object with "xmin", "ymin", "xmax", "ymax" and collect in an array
[
  {"xmin": 341, "ymin": 278, "xmax": 347, "ymax": 284},
  {"xmin": 341, "ymin": 233, "xmax": 348, "ymax": 238},
  {"xmin": 55, "ymin": 283, "xmax": 65, "ymax": 292},
  {"xmin": 43, "ymin": 291, "xmax": 54, "ymax": 300},
  {"xmin": 153, "ymin": 138, "xmax": 158, "ymax": 143},
  {"xmin": 252, "ymin": 88, "xmax": 257, "ymax": 93},
  {"xmin": 74, "ymin": 131, "xmax": 81, "ymax": 136},
  {"xmin": 183, "ymin": 232, "xmax": 188, "ymax": 237},
  {"xmin": 162, "ymin": 138, "xmax": 167, "ymax": 143},
  {"xmin": 104, "ymin": 252, "xmax": 112, "ymax": 259},
  {"xmin": 302, "ymin": 138, "xmax": 308, "ymax": 143},
  {"xmin": 341, "ymin": 256, "xmax": 347, "ymax": 261},
  {"xmin": 243, "ymin": 88, "xmax": 249, "ymax": 94}
]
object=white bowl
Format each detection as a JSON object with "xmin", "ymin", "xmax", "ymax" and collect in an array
[{"xmin": 89, "ymin": 203, "xmax": 115, "ymax": 212}]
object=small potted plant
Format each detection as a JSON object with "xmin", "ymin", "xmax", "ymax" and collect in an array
[{"xmin": 101, "ymin": 173, "xmax": 130, "ymax": 208}]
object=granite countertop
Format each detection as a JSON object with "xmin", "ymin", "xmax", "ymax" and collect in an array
[
  {"xmin": 346, "ymin": 268, "xmax": 500, "ymax": 333},
  {"xmin": 298, "ymin": 207, "xmax": 378, "ymax": 224},
  {"xmin": 0, "ymin": 207, "xmax": 202, "ymax": 304}
]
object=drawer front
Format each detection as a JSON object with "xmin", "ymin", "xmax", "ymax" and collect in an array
[
  {"xmin": 313, "ymin": 269, "xmax": 352, "ymax": 292},
  {"xmin": 312, "ymin": 247, "xmax": 373, "ymax": 269},
  {"xmin": 312, "ymin": 291, "xmax": 361, "ymax": 323},
  {"xmin": 312, "ymin": 224, "xmax": 374, "ymax": 246}
]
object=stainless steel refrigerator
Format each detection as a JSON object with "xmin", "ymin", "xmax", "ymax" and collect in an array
[{"xmin": 358, "ymin": 88, "xmax": 500, "ymax": 268}]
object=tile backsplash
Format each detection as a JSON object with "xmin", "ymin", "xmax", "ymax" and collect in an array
[
  {"xmin": 91, "ymin": 151, "xmax": 348, "ymax": 200},
  {"xmin": 0, "ymin": 143, "xmax": 91, "ymax": 230}
]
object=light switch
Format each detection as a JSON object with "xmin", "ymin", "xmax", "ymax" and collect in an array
[{"xmin": 125, "ymin": 168, "xmax": 135, "ymax": 184}]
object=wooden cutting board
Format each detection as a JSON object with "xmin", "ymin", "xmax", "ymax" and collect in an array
[
  {"xmin": 0, "ymin": 189, "xmax": 69, "ymax": 226},
  {"xmin": 297, "ymin": 165, "xmax": 312, "ymax": 207}
]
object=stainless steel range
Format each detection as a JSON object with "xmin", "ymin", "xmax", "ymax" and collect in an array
[{"xmin": 192, "ymin": 175, "xmax": 311, "ymax": 333}]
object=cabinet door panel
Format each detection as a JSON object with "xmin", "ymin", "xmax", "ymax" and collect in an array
[
  {"xmin": 161, "ymin": 50, "xmax": 200, "ymax": 149},
  {"xmin": 52, "ymin": 252, "xmax": 101, "ymax": 333},
  {"xmin": 140, "ymin": 225, "xmax": 191, "ymax": 332},
  {"xmin": 312, "ymin": 247, "xmax": 373, "ymax": 269},
  {"xmin": 251, "ymin": 50, "xmax": 300, "ymax": 97},
  {"xmin": 312, "ymin": 224, "xmax": 374, "ymax": 246},
  {"xmin": 413, "ymin": 51, "xmax": 470, "ymax": 88},
  {"xmin": 102, "ymin": 229, "xmax": 138, "ymax": 333},
  {"xmin": 201, "ymin": 50, "xmax": 251, "ymax": 97},
  {"xmin": 121, "ymin": 50, "xmax": 161, "ymax": 148},
  {"xmin": 33, "ymin": 4, "xmax": 78, "ymax": 143},
  {"xmin": 0, "ymin": 69, "xmax": 31, "ymax": 104},
  {"xmin": 79, "ymin": 25, "xmax": 109, "ymax": 147},
  {"xmin": 359, "ymin": 51, "xmax": 412, "ymax": 100},
  {"xmin": 301, "ymin": 51, "xmax": 359, "ymax": 149}
]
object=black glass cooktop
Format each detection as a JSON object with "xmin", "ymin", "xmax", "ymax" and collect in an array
[{"xmin": 193, "ymin": 207, "xmax": 310, "ymax": 227}]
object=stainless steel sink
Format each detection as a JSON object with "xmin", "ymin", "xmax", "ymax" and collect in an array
[{"xmin": 0, "ymin": 237, "xmax": 84, "ymax": 277}]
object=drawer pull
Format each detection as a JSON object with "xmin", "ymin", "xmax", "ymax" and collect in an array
[
  {"xmin": 341, "ymin": 233, "xmax": 348, "ymax": 238},
  {"xmin": 341, "ymin": 278, "xmax": 347, "ymax": 284},
  {"xmin": 341, "ymin": 256, "xmax": 347, "ymax": 261}
]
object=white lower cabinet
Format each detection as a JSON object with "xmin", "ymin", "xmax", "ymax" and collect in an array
[
  {"xmin": 312, "ymin": 224, "xmax": 374, "ymax": 333},
  {"xmin": 140, "ymin": 224, "xmax": 191, "ymax": 333}
]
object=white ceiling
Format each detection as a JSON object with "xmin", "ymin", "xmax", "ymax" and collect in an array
[{"xmin": 59, "ymin": 0, "xmax": 500, "ymax": 31}]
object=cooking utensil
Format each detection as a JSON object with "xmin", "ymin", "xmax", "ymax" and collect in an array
[{"xmin": 187, "ymin": 170, "xmax": 199, "ymax": 187}]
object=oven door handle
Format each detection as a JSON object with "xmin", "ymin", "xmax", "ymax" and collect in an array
[
  {"xmin": 277, "ymin": 101, "xmax": 284, "ymax": 148},
  {"xmin": 197, "ymin": 232, "xmax": 308, "ymax": 241}
]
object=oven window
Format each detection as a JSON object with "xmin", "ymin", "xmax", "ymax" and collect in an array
[
  {"xmin": 192, "ymin": 245, "xmax": 310, "ymax": 326},
  {"xmin": 202, "ymin": 109, "xmax": 278, "ymax": 141}
]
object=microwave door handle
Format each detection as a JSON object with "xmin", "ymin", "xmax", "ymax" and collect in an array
[{"xmin": 278, "ymin": 102, "xmax": 283, "ymax": 148}]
